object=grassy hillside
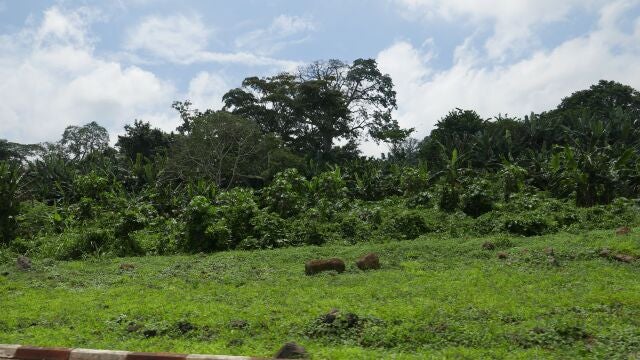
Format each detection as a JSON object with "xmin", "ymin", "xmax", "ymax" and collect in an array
[{"xmin": 2, "ymin": 229, "xmax": 640, "ymax": 359}]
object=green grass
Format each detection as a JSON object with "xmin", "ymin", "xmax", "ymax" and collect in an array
[{"xmin": 2, "ymin": 229, "xmax": 640, "ymax": 359}]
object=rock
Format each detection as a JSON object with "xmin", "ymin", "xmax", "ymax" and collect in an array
[
  {"xmin": 599, "ymin": 248, "xmax": 611, "ymax": 258},
  {"xmin": 497, "ymin": 252, "xmax": 508, "ymax": 260},
  {"xmin": 482, "ymin": 241, "xmax": 496, "ymax": 250},
  {"xmin": 16, "ymin": 255, "xmax": 32, "ymax": 270},
  {"xmin": 544, "ymin": 247, "xmax": 555, "ymax": 256},
  {"xmin": 356, "ymin": 253, "xmax": 380, "ymax": 270},
  {"xmin": 119, "ymin": 263, "xmax": 135, "ymax": 271},
  {"xmin": 613, "ymin": 254, "xmax": 635, "ymax": 263},
  {"xmin": 548, "ymin": 256, "xmax": 561, "ymax": 267},
  {"xmin": 274, "ymin": 342, "xmax": 308, "ymax": 359},
  {"xmin": 304, "ymin": 258, "xmax": 345, "ymax": 275},
  {"xmin": 616, "ymin": 226, "xmax": 631, "ymax": 236}
]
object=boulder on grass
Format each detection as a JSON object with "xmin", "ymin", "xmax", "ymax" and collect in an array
[
  {"xmin": 356, "ymin": 253, "xmax": 381, "ymax": 271},
  {"xmin": 274, "ymin": 342, "xmax": 308, "ymax": 359},
  {"xmin": 304, "ymin": 258, "xmax": 345, "ymax": 275}
]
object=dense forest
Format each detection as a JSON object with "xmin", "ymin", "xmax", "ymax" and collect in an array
[{"xmin": 1, "ymin": 58, "xmax": 639, "ymax": 260}]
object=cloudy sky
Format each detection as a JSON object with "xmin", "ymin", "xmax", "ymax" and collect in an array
[{"xmin": 1, "ymin": 0, "xmax": 640, "ymax": 155}]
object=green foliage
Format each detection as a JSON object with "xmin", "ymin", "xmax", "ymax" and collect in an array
[
  {"xmin": 384, "ymin": 209, "xmax": 430, "ymax": 240},
  {"xmin": 184, "ymin": 196, "xmax": 225, "ymax": 252},
  {"xmin": 73, "ymin": 171, "xmax": 110, "ymax": 200},
  {"xmin": 0, "ymin": 161, "xmax": 22, "ymax": 245},
  {"xmin": 461, "ymin": 178, "xmax": 495, "ymax": 217},
  {"xmin": 260, "ymin": 169, "xmax": 308, "ymax": 218}
]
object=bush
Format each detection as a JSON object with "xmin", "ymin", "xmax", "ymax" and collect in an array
[
  {"xmin": 406, "ymin": 191, "xmax": 432, "ymax": 209},
  {"xmin": 438, "ymin": 185, "xmax": 460, "ymax": 213},
  {"xmin": 0, "ymin": 161, "xmax": 21, "ymax": 245},
  {"xmin": 461, "ymin": 179, "xmax": 495, "ymax": 217},
  {"xmin": 246, "ymin": 210, "xmax": 289, "ymax": 249},
  {"xmin": 73, "ymin": 172, "xmax": 109, "ymax": 200},
  {"xmin": 216, "ymin": 188, "xmax": 259, "ymax": 246},
  {"xmin": 385, "ymin": 210, "xmax": 430, "ymax": 240},
  {"xmin": 260, "ymin": 169, "xmax": 308, "ymax": 218},
  {"xmin": 290, "ymin": 215, "xmax": 334, "ymax": 246},
  {"xmin": 56, "ymin": 229, "xmax": 114, "ymax": 260},
  {"xmin": 338, "ymin": 212, "xmax": 373, "ymax": 243},
  {"xmin": 310, "ymin": 167, "xmax": 347, "ymax": 200},
  {"xmin": 184, "ymin": 196, "xmax": 223, "ymax": 252},
  {"xmin": 503, "ymin": 212, "xmax": 557, "ymax": 236}
]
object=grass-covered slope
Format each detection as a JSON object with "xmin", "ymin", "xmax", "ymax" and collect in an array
[{"xmin": 1, "ymin": 229, "xmax": 640, "ymax": 359}]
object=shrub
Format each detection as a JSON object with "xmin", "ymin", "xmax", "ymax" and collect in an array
[
  {"xmin": 503, "ymin": 212, "xmax": 557, "ymax": 236},
  {"xmin": 338, "ymin": 212, "xmax": 373, "ymax": 243},
  {"xmin": 183, "ymin": 196, "xmax": 223, "ymax": 252},
  {"xmin": 56, "ymin": 228, "xmax": 114, "ymax": 260},
  {"xmin": 216, "ymin": 188, "xmax": 259, "ymax": 246},
  {"xmin": 73, "ymin": 171, "xmax": 109, "ymax": 200},
  {"xmin": 310, "ymin": 167, "xmax": 347, "ymax": 200},
  {"xmin": 247, "ymin": 210, "xmax": 289, "ymax": 249},
  {"xmin": 406, "ymin": 191, "xmax": 432, "ymax": 209},
  {"xmin": 385, "ymin": 210, "xmax": 430, "ymax": 240},
  {"xmin": 260, "ymin": 169, "xmax": 308, "ymax": 218},
  {"xmin": 0, "ymin": 161, "xmax": 21, "ymax": 245},
  {"xmin": 461, "ymin": 179, "xmax": 495, "ymax": 217},
  {"xmin": 400, "ymin": 166, "xmax": 430, "ymax": 195},
  {"xmin": 438, "ymin": 185, "xmax": 460, "ymax": 213},
  {"xmin": 290, "ymin": 215, "xmax": 333, "ymax": 246}
]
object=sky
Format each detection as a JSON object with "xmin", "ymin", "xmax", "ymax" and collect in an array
[{"xmin": 1, "ymin": 0, "xmax": 640, "ymax": 155}]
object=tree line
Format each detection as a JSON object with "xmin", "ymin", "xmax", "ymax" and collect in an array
[{"xmin": 1, "ymin": 57, "xmax": 639, "ymax": 256}]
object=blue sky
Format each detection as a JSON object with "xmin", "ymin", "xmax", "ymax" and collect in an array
[{"xmin": 1, "ymin": 0, "xmax": 639, "ymax": 155}]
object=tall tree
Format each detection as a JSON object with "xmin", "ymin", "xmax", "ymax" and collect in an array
[
  {"xmin": 60, "ymin": 121, "xmax": 110, "ymax": 160},
  {"xmin": 116, "ymin": 120, "xmax": 173, "ymax": 161},
  {"xmin": 223, "ymin": 58, "xmax": 412, "ymax": 160},
  {"xmin": 165, "ymin": 111, "xmax": 266, "ymax": 188}
]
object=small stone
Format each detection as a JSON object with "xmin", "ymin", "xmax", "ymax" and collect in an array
[
  {"xmin": 497, "ymin": 252, "xmax": 508, "ymax": 260},
  {"xmin": 544, "ymin": 247, "xmax": 555, "ymax": 256},
  {"xmin": 274, "ymin": 342, "xmax": 308, "ymax": 359},
  {"xmin": 356, "ymin": 253, "xmax": 381, "ymax": 270},
  {"xmin": 16, "ymin": 255, "xmax": 32, "ymax": 270}
]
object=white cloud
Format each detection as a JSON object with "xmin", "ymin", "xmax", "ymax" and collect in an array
[
  {"xmin": 394, "ymin": 0, "xmax": 605, "ymax": 59},
  {"xmin": 0, "ymin": 6, "xmax": 177, "ymax": 144},
  {"xmin": 124, "ymin": 13, "xmax": 303, "ymax": 69},
  {"xmin": 235, "ymin": 14, "xmax": 316, "ymax": 55},
  {"xmin": 376, "ymin": 0, "xmax": 640, "ymax": 148},
  {"xmin": 186, "ymin": 71, "xmax": 229, "ymax": 111},
  {"xmin": 125, "ymin": 14, "xmax": 211, "ymax": 63}
]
